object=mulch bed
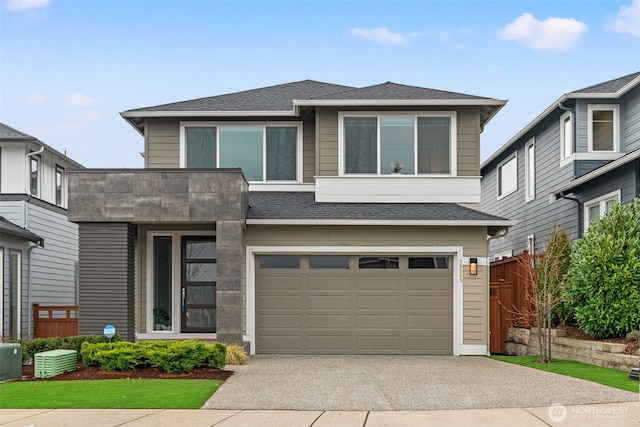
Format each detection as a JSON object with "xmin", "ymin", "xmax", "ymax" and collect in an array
[
  {"xmin": 557, "ymin": 325, "xmax": 639, "ymax": 356},
  {"xmin": 16, "ymin": 363, "xmax": 233, "ymax": 382}
]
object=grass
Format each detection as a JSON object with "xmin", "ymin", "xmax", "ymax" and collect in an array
[
  {"xmin": 0, "ymin": 379, "xmax": 222, "ymax": 409},
  {"xmin": 489, "ymin": 355, "xmax": 639, "ymax": 394}
]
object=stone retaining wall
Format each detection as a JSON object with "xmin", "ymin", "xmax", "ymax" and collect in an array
[{"xmin": 527, "ymin": 328, "xmax": 640, "ymax": 372}]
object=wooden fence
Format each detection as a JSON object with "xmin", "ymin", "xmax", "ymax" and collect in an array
[
  {"xmin": 489, "ymin": 252, "xmax": 538, "ymax": 354},
  {"xmin": 33, "ymin": 304, "xmax": 79, "ymax": 338}
]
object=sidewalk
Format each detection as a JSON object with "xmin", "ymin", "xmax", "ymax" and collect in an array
[{"xmin": 2, "ymin": 402, "xmax": 639, "ymax": 427}]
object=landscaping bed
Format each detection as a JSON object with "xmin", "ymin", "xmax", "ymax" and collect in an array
[
  {"xmin": 17, "ymin": 363, "xmax": 232, "ymax": 382},
  {"xmin": 558, "ymin": 325, "xmax": 639, "ymax": 356}
]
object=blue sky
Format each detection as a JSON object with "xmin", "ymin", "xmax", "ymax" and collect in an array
[{"xmin": 1, "ymin": 0, "xmax": 639, "ymax": 168}]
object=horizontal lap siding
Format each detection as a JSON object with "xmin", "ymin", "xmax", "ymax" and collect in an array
[
  {"xmin": 146, "ymin": 118, "xmax": 180, "ymax": 168},
  {"xmin": 622, "ymin": 85, "xmax": 640, "ymax": 152},
  {"xmin": 78, "ymin": 223, "xmax": 135, "ymax": 341},
  {"xmin": 456, "ymin": 107, "xmax": 480, "ymax": 176},
  {"xmin": 317, "ymin": 108, "xmax": 339, "ymax": 176},
  {"xmin": 303, "ymin": 114, "xmax": 315, "ymax": 183}
]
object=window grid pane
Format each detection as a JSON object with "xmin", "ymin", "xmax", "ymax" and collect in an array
[
  {"xmin": 498, "ymin": 155, "xmax": 517, "ymax": 196},
  {"xmin": 592, "ymin": 110, "xmax": 614, "ymax": 151},
  {"xmin": 266, "ymin": 127, "xmax": 297, "ymax": 180},
  {"xmin": 345, "ymin": 117, "xmax": 377, "ymax": 173},
  {"xmin": 186, "ymin": 127, "xmax": 217, "ymax": 168},
  {"xmin": 219, "ymin": 126, "xmax": 264, "ymax": 181},
  {"xmin": 380, "ymin": 116, "xmax": 414, "ymax": 175},
  {"xmin": 417, "ymin": 117, "xmax": 450, "ymax": 174}
]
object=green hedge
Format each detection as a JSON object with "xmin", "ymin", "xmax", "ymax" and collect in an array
[
  {"xmin": 81, "ymin": 340, "xmax": 227, "ymax": 373},
  {"xmin": 15, "ymin": 334, "xmax": 121, "ymax": 363}
]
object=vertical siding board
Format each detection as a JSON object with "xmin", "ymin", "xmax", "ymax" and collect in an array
[{"xmin": 78, "ymin": 223, "xmax": 135, "ymax": 341}]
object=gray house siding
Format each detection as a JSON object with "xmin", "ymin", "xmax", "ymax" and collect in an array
[
  {"xmin": 572, "ymin": 162, "xmax": 639, "ymax": 207},
  {"xmin": 622, "ymin": 84, "xmax": 640, "ymax": 152},
  {"xmin": 481, "ymin": 114, "xmax": 577, "ymax": 257},
  {"xmin": 78, "ymin": 223, "xmax": 135, "ymax": 341}
]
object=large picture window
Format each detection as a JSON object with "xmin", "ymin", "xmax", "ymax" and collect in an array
[
  {"xmin": 341, "ymin": 112, "xmax": 455, "ymax": 175},
  {"xmin": 497, "ymin": 152, "xmax": 517, "ymax": 199},
  {"xmin": 181, "ymin": 122, "xmax": 300, "ymax": 182}
]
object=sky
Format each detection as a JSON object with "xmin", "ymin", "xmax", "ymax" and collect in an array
[{"xmin": 1, "ymin": 0, "xmax": 639, "ymax": 168}]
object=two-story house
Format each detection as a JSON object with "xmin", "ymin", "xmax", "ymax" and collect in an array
[
  {"xmin": 0, "ymin": 123, "xmax": 83, "ymax": 340},
  {"xmin": 67, "ymin": 80, "xmax": 514, "ymax": 356},
  {"xmin": 481, "ymin": 72, "xmax": 640, "ymax": 259}
]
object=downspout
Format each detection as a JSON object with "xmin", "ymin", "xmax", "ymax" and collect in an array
[
  {"xmin": 558, "ymin": 192, "xmax": 582, "ymax": 238},
  {"xmin": 26, "ymin": 242, "xmax": 38, "ymax": 340},
  {"xmin": 24, "ymin": 146, "xmax": 45, "ymax": 229}
]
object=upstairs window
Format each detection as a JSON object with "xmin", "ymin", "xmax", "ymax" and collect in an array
[
  {"xmin": 180, "ymin": 122, "xmax": 300, "ymax": 182},
  {"xmin": 584, "ymin": 190, "xmax": 620, "ymax": 232},
  {"xmin": 340, "ymin": 112, "xmax": 455, "ymax": 176},
  {"xmin": 55, "ymin": 165, "xmax": 65, "ymax": 206},
  {"xmin": 29, "ymin": 156, "xmax": 39, "ymax": 197},
  {"xmin": 497, "ymin": 152, "xmax": 517, "ymax": 199},
  {"xmin": 525, "ymin": 140, "xmax": 535, "ymax": 202},
  {"xmin": 588, "ymin": 105, "xmax": 619, "ymax": 152},
  {"xmin": 559, "ymin": 111, "xmax": 573, "ymax": 163}
]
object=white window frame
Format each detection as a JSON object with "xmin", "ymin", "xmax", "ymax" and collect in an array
[
  {"xmin": 583, "ymin": 189, "xmax": 621, "ymax": 232},
  {"xmin": 337, "ymin": 111, "xmax": 457, "ymax": 176},
  {"xmin": 525, "ymin": 139, "xmax": 535, "ymax": 202},
  {"xmin": 29, "ymin": 155, "xmax": 40, "ymax": 197},
  {"xmin": 145, "ymin": 230, "xmax": 216, "ymax": 337},
  {"xmin": 55, "ymin": 165, "xmax": 65, "ymax": 207},
  {"xmin": 587, "ymin": 104, "xmax": 620, "ymax": 153},
  {"xmin": 497, "ymin": 152, "xmax": 517, "ymax": 200},
  {"xmin": 559, "ymin": 111, "xmax": 573, "ymax": 167},
  {"xmin": 526, "ymin": 234, "xmax": 535, "ymax": 254},
  {"xmin": 179, "ymin": 121, "xmax": 303, "ymax": 183}
]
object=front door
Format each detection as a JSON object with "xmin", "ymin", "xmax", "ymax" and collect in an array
[{"xmin": 181, "ymin": 237, "xmax": 217, "ymax": 333}]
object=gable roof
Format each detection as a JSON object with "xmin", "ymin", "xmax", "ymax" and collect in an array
[
  {"xmin": 482, "ymin": 71, "xmax": 640, "ymax": 169},
  {"xmin": 121, "ymin": 79, "xmax": 506, "ymax": 134},
  {"xmin": 0, "ymin": 123, "xmax": 84, "ymax": 169},
  {"xmin": 0, "ymin": 216, "xmax": 41, "ymax": 244},
  {"xmin": 247, "ymin": 192, "xmax": 514, "ymax": 234}
]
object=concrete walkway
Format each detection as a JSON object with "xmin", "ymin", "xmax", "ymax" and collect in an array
[
  {"xmin": 204, "ymin": 355, "xmax": 638, "ymax": 411},
  {"xmin": 2, "ymin": 403, "xmax": 639, "ymax": 427}
]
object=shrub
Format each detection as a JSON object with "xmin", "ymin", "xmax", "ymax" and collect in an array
[
  {"xmin": 207, "ymin": 342, "xmax": 227, "ymax": 369},
  {"xmin": 19, "ymin": 334, "xmax": 121, "ymax": 363},
  {"xmin": 225, "ymin": 343, "xmax": 249, "ymax": 365},
  {"xmin": 565, "ymin": 198, "xmax": 640, "ymax": 338}
]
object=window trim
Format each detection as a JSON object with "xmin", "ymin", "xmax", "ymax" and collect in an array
[
  {"xmin": 29, "ymin": 155, "xmax": 40, "ymax": 197},
  {"xmin": 583, "ymin": 189, "xmax": 621, "ymax": 232},
  {"xmin": 497, "ymin": 152, "xmax": 518, "ymax": 200},
  {"xmin": 587, "ymin": 104, "xmax": 620, "ymax": 153},
  {"xmin": 179, "ymin": 121, "xmax": 303, "ymax": 183},
  {"xmin": 525, "ymin": 139, "xmax": 535, "ymax": 202},
  {"xmin": 55, "ymin": 165, "xmax": 65, "ymax": 207},
  {"xmin": 559, "ymin": 111, "xmax": 573, "ymax": 167},
  {"xmin": 337, "ymin": 111, "xmax": 457, "ymax": 176},
  {"xmin": 526, "ymin": 234, "xmax": 535, "ymax": 254}
]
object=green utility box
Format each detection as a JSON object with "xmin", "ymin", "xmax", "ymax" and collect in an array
[
  {"xmin": 0, "ymin": 343, "xmax": 23, "ymax": 381},
  {"xmin": 34, "ymin": 349, "xmax": 77, "ymax": 378}
]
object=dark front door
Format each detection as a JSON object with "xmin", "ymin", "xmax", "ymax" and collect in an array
[{"xmin": 181, "ymin": 237, "xmax": 217, "ymax": 333}]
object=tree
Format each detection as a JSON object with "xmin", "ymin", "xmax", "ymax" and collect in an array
[{"xmin": 565, "ymin": 198, "xmax": 640, "ymax": 338}]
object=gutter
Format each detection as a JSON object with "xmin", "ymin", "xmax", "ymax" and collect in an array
[{"xmin": 24, "ymin": 146, "xmax": 45, "ymax": 228}]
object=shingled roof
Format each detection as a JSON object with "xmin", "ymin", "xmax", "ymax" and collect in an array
[
  {"xmin": 571, "ymin": 71, "xmax": 640, "ymax": 94},
  {"xmin": 0, "ymin": 123, "xmax": 37, "ymax": 140},
  {"xmin": 307, "ymin": 82, "xmax": 488, "ymax": 101},
  {"xmin": 247, "ymin": 192, "xmax": 511, "ymax": 226}
]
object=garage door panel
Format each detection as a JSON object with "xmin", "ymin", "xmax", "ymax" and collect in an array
[
  {"xmin": 308, "ymin": 276, "xmax": 351, "ymax": 290},
  {"xmin": 257, "ymin": 335, "xmax": 303, "ymax": 352},
  {"xmin": 407, "ymin": 277, "xmax": 450, "ymax": 291},
  {"xmin": 259, "ymin": 314, "xmax": 302, "ymax": 328},
  {"xmin": 259, "ymin": 276, "xmax": 303, "ymax": 290},
  {"xmin": 407, "ymin": 295, "xmax": 451, "ymax": 310},
  {"xmin": 407, "ymin": 336, "xmax": 452, "ymax": 353},
  {"xmin": 358, "ymin": 314, "xmax": 401, "ymax": 329},
  {"xmin": 358, "ymin": 295, "xmax": 401, "ymax": 309},
  {"xmin": 357, "ymin": 277, "xmax": 403, "ymax": 291},
  {"xmin": 308, "ymin": 335, "xmax": 353, "ymax": 352},
  {"xmin": 259, "ymin": 295, "xmax": 302, "ymax": 310},
  {"xmin": 308, "ymin": 314, "xmax": 351, "ymax": 329},
  {"xmin": 308, "ymin": 295, "xmax": 351, "ymax": 309},
  {"xmin": 358, "ymin": 336, "xmax": 402, "ymax": 352},
  {"xmin": 407, "ymin": 314, "xmax": 452, "ymax": 329}
]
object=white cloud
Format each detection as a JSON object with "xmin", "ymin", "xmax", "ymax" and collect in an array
[
  {"xmin": 27, "ymin": 92, "xmax": 46, "ymax": 105},
  {"xmin": 498, "ymin": 13, "xmax": 587, "ymax": 52},
  {"xmin": 64, "ymin": 92, "xmax": 95, "ymax": 108},
  {"xmin": 350, "ymin": 27, "xmax": 409, "ymax": 45},
  {"xmin": 607, "ymin": 0, "xmax": 640, "ymax": 37},
  {"xmin": 86, "ymin": 111, "xmax": 99, "ymax": 121},
  {"xmin": 3, "ymin": 0, "xmax": 50, "ymax": 11}
]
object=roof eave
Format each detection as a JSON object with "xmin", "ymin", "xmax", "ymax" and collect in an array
[
  {"xmin": 246, "ymin": 219, "xmax": 517, "ymax": 226},
  {"xmin": 293, "ymin": 99, "xmax": 507, "ymax": 107}
]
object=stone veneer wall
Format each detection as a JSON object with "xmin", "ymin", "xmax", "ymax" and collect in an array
[
  {"xmin": 528, "ymin": 328, "xmax": 640, "ymax": 372},
  {"xmin": 68, "ymin": 169, "xmax": 248, "ymax": 344}
]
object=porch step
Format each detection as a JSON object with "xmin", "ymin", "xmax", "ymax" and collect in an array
[{"xmin": 34, "ymin": 349, "xmax": 77, "ymax": 378}]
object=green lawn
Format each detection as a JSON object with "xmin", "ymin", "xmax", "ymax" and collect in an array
[
  {"xmin": 0, "ymin": 379, "xmax": 222, "ymax": 409},
  {"xmin": 489, "ymin": 355, "xmax": 639, "ymax": 393}
]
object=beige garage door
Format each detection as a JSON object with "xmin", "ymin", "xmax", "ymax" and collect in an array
[{"xmin": 256, "ymin": 255, "xmax": 453, "ymax": 354}]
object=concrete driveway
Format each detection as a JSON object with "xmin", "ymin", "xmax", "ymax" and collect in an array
[{"xmin": 203, "ymin": 355, "xmax": 638, "ymax": 411}]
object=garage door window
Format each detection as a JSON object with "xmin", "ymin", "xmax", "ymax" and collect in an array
[
  {"xmin": 259, "ymin": 255, "xmax": 300, "ymax": 269},
  {"xmin": 309, "ymin": 256, "xmax": 350, "ymax": 269},
  {"xmin": 358, "ymin": 257, "xmax": 399, "ymax": 268},
  {"xmin": 408, "ymin": 257, "xmax": 449, "ymax": 269}
]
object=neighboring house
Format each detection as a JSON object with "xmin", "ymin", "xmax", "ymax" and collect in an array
[
  {"xmin": 0, "ymin": 123, "xmax": 83, "ymax": 340},
  {"xmin": 481, "ymin": 72, "xmax": 640, "ymax": 259},
  {"xmin": 67, "ymin": 80, "xmax": 514, "ymax": 356}
]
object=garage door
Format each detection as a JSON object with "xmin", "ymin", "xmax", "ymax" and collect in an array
[{"xmin": 256, "ymin": 255, "xmax": 453, "ymax": 354}]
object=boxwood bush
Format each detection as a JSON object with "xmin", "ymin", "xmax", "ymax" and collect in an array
[
  {"xmin": 81, "ymin": 340, "xmax": 227, "ymax": 373},
  {"xmin": 17, "ymin": 334, "xmax": 121, "ymax": 363},
  {"xmin": 565, "ymin": 198, "xmax": 640, "ymax": 338}
]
